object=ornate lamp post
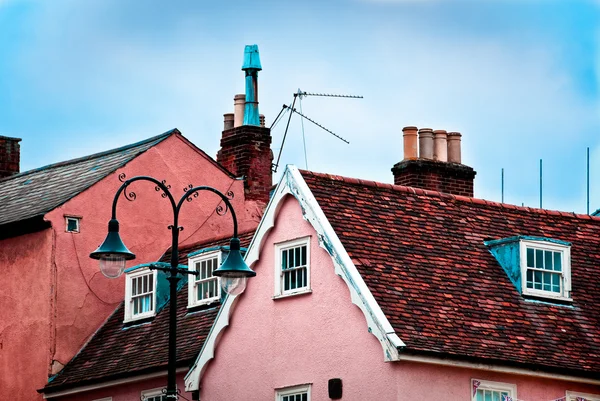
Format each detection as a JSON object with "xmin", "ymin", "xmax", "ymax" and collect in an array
[{"xmin": 90, "ymin": 176, "xmax": 255, "ymax": 400}]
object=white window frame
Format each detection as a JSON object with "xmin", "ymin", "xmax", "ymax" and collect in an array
[
  {"xmin": 141, "ymin": 387, "xmax": 167, "ymax": 401},
  {"xmin": 472, "ymin": 379, "xmax": 516, "ymax": 401},
  {"xmin": 65, "ymin": 215, "xmax": 81, "ymax": 233},
  {"xmin": 276, "ymin": 384, "xmax": 311, "ymax": 401},
  {"xmin": 519, "ymin": 240, "xmax": 571, "ymax": 301},
  {"xmin": 566, "ymin": 391, "xmax": 600, "ymax": 401},
  {"xmin": 187, "ymin": 250, "xmax": 221, "ymax": 308},
  {"xmin": 274, "ymin": 236, "xmax": 311, "ymax": 298},
  {"xmin": 124, "ymin": 268, "xmax": 157, "ymax": 323}
]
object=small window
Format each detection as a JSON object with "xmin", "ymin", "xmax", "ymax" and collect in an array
[
  {"xmin": 276, "ymin": 384, "xmax": 311, "ymax": 401},
  {"xmin": 566, "ymin": 391, "xmax": 600, "ymax": 401},
  {"xmin": 65, "ymin": 216, "xmax": 80, "ymax": 233},
  {"xmin": 472, "ymin": 379, "xmax": 516, "ymax": 401},
  {"xmin": 188, "ymin": 251, "xmax": 221, "ymax": 308},
  {"xmin": 141, "ymin": 388, "xmax": 167, "ymax": 401},
  {"xmin": 124, "ymin": 268, "xmax": 157, "ymax": 322},
  {"xmin": 274, "ymin": 237, "xmax": 311, "ymax": 297},
  {"xmin": 520, "ymin": 240, "xmax": 571, "ymax": 300}
]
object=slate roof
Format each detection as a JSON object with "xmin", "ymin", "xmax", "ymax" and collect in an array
[
  {"xmin": 300, "ymin": 170, "xmax": 600, "ymax": 378},
  {"xmin": 42, "ymin": 230, "xmax": 255, "ymax": 394},
  {"xmin": 0, "ymin": 130, "xmax": 176, "ymax": 227}
]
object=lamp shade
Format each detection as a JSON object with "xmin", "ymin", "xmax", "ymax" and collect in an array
[
  {"xmin": 213, "ymin": 238, "xmax": 255, "ymax": 279},
  {"xmin": 90, "ymin": 219, "xmax": 135, "ymax": 278}
]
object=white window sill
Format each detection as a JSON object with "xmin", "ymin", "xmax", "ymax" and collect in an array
[
  {"xmin": 273, "ymin": 289, "xmax": 312, "ymax": 300},
  {"xmin": 522, "ymin": 289, "xmax": 572, "ymax": 302},
  {"xmin": 187, "ymin": 298, "xmax": 220, "ymax": 309},
  {"xmin": 124, "ymin": 312, "xmax": 156, "ymax": 323}
]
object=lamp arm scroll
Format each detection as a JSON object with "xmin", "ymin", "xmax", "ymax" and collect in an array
[{"xmin": 110, "ymin": 175, "xmax": 177, "ymax": 220}]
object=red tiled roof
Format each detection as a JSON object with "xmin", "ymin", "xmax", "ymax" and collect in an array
[
  {"xmin": 300, "ymin": 170, "xmax": 600, "ymax": 377},
  {"xmin": 42, "ymin": 230, "xmax": 255, "ymax": 394}
]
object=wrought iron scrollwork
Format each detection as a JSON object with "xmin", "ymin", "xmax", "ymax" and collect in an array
[
  {"xmin": 184, "ymin": 184, "xmax": 199, "ymax": 202},
  {"xmin": 118, "ymin": 173, "xmax": 127, "ymax": 182},
  {"xmin": 226, "ymin": 190, "xmax": 234, "ymax": 200},
  {"xmin": 155, "ymin": 179, "xmax": 171, "ymax": 198},
  {"xmin": 122, "ymin": 184, "xmax": 137, "ymax": 202}
]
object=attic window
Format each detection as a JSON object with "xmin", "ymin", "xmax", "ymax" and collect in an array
[
  {"xmin": 187, "ymin": 251, "xmax": 221, "ymax": 308},
  {"xmin": 125, "ymin": 268, "xmax": 157, "ymax": 322},
  {"xmin": 520, "ymin": 240, "xmax": 571, "ymax": 300},
  {"xmin": 65, "ymin": 216, "xmax": 80, "ymax": 233},
  {"xmin": 274, "ymin": 237, "xmax": 311, "ymax": 298}
]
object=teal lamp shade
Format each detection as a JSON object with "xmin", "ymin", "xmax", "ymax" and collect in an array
[
  {"xmin": 213, "ymin": 237, "xmax": 255, "ymax": 295},
  {"xmin": 90, "ymin": 219, "xmax": 136, "ymax": 278}
]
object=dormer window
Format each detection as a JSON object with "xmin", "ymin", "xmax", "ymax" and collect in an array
[
  {"xmin": 486, "ymin": 236, "xmax": 572, "ymax": 302},
  {"xmin": 188, "ymin": 251, "xmax": 221, "ymax": 308},
  {"xmin": 125, "ymin": 268, "xmax": 157, "ymax": 322}
]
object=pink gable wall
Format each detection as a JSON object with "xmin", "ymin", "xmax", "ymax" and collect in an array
[
  {"xmin": 200, "ymin": 195, "xmax": 600, "ymax": 401},
  {"xmin": 1, "ymin": 133, "xmax": 261, "ymax": 401}
]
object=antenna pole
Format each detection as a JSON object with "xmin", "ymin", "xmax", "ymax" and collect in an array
[
  {"xmin": 539, "ymin": 159, "xmax": 543, "ymax": 209},
  {"xmin": 272, "ymin": 95, "xmax": 298, "ymax": 172},
  {"xmin": 587, "ymin": 147, "xmax": 590, "ymax": 214},
  {"xmin": 501, "ymin": 168, "xmax": 504, "ymax": 203}
]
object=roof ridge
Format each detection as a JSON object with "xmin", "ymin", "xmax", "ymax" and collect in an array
[
  {"xmin": 0, "ymin": 129, "xmax": 177, "ymax": 183},
  {"xmin": 298, "ymin": 169, "xmax": 599, "ymax": 222}
]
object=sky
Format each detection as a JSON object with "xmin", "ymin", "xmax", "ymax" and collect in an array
[{"xmin": 0, "ymin": 0, "xmax": 599, "ymax": 213}]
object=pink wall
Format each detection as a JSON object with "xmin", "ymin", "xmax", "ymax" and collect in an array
[
  {"xmin": 0, "ymin": 228, "xmax": 53, "ymax": 401},
  {"xmin": 200, "ymin": 195, "xmax": 600, "ymax": 401},
  {"xmin": 1, "ymin": 133, "xmax": 262, "ymax": 401}
]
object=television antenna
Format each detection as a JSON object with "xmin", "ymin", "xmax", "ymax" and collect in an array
[{"xmin": 270, "ymin": 89, "xmax": 363, "ymax": 172}]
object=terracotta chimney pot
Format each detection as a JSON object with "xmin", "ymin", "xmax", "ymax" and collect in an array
[
  {"xmin": 447, "ymin": 132, "xmax": 462, "ymax": 163},
  {"xmin": 402, "ymin": 126, "xmax": 418, "ymax": 160},
  {"xmin": 233, "ymin": 94, "xmax": 245, "ymax": 128},
  {"xmin": 418, "ymin": 128, "xmax": 434, "ymax": 160},
  {"xmin": 223, "ymin": 113, "xmax": 234, "ymax": 130},
  {"xmin": 433, "ymin": 130, "xmax": 448, "ymax": 162}
]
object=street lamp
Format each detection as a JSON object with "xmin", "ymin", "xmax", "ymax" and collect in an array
[{"xmin": 90, "ymin": 176, "xmax": 255, "ymax": 400}]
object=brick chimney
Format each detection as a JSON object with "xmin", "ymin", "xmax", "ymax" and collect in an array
[
  {"xmin": 0, "ymin": 136, "xmax": 22, "ymax": 179},
  {"xmin": 392, "ymin": 127, "xmax": 476, "ymax": 197},
  {"xmin": 217, "ymin": 45, "xmax": 273, "ymax": 204}
]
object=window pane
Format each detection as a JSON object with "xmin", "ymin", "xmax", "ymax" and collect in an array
[
  {"xmin": 302, "ymin": 394, "xmax": 307, "ymax": 401},
  {"xmin": 301, "ymin": 246, "xmax": 307, "ymax": 266},
  {"xmin": 526, "ymin": 269, "xmax": 533, "ymax": 289},
  {"xmin": 543, "ymin": 272, "xmax": 551, "ymax": 291},
  {"xmin": 476, "ymin": 391, "xmax": 484, "ymax": 401},
  {"xmin": 535, "ymin": 249, "xmax": 543, "ymax": 268},
  {"xmin": 544, "ymin": 250, "xmax": 553, "ymax": 270},
  {"xmin": 553, "ymin": 252, "xmax": 562, "ymax": 271},
  {"xmin": 527, "ymin": 248, "xmax": 534, "ymax": 267},
  {"xmin": 551, "ymin": 274, "xmax": 561, "ymax": 293},
  {"xmin": 484, "ymin": 390, "xmax": 492, "ymax": 401},
  {"xmin": 534, "ymin": 271, "xmax": 542, "ymax": 289},
  {"xmin": 282, "ymin": 250, "xmax": 288, "ymax": 270}
]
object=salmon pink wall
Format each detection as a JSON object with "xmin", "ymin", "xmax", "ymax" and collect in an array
[
  {"xmin": 200, "ymin": 195, "xmax": 600, "ymax": 401},
  {"xmin": 0, "ymin": 229, "xmax": 53, "ymax": 401},
  {"xmin": 1, "ymin": 133, "xmax": 262, "ymax": 401}
]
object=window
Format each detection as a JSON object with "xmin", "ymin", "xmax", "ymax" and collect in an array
[
  {"xmin": 472, "ymin": 379, "xmax": 516, "ymax": 401},
  {"xmin": 274, "ymin": 237, "xmax": 311, "ymax": 297},
  {"xmin": 141, "ymin": 388, "xmax": 167, "ymax": 401},
  {"xmin": 65, "ymin": 216, "xmax": 80, "ymax": 233},
  {"xmin": 276, "ymin": 384, "xmax": 311, "ymax": 401},
  {"xmin": 124, "ymin": 268, "xmax": 157, "ymax": 322},
  {"xmin": 188, "ymin": 251, "xmax": 221, "ymax": 308},
  {"xmin": 566, "ymin": 391, "xmax": 600, "ymax": 401},
  {"xmin": 520, "ymin": 240, "xmax": 571, "ymax": 300}
]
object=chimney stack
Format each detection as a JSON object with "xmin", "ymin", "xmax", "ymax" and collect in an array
[
  {"xmin": 392, "ymin": 126, "xmax": 475, "ymax": 197},
  {"xmin": 217, "ymin": 45, "xmax": 273, "ymax": 205},
  {"xmin": 0, "ymin": 136, "xmax": 21, "ymax": 179}
]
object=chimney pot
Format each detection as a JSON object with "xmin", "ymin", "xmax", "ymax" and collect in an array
[
  {"xmin": 402, "ymin": 126, "xmax": 418, "ymax": 160},
  {"xmin": 418, "ymin": 128, "xmax": 434, "ymax": 160},
  {"xmin": 447, "ymin": 132, "xmax": 462, "ymax": 163},
  {"xmin": 233, "ymin": 94, "xmax": 245, "ymax": 128},
  {"xmin": 223, "ymin": 113, "xmax": 234, "ymax": 130},
  {"xmin": 259, "ymin": 114, "xmax": 265, "ymax": 127},
  {"xmin": 433, "ymin": 130, "xmax": 448, "ymax": 162}
]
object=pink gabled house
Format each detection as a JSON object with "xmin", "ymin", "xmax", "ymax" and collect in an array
[
  {"xmin": 0, "ymin": 124, "xmax": 270, "ymax": 400},
  {"xmin": 185, "ymin": 128, "xmax": 600, "ymax": 401}
]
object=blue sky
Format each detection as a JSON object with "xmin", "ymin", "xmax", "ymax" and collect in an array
[{"xmin": 1, "ymin": 0, "xmax": 599, "ymax": 213}]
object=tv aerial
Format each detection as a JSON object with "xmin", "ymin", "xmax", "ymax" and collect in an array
[{"xmin": 270, "ymin": 89, "xmax": 363, "ymax": 172}]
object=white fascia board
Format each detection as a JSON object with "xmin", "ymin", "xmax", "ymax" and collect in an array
[{"xmin": 184, "ymin": 165, "xmax": 403, "ymax": 392}]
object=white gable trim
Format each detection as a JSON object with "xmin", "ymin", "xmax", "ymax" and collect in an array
[{"xmin": 184, "ymin": 165, "xmax": 403, "ymax": 392}]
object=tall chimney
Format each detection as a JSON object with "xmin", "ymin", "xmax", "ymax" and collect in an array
[
  {"xmin": 418, "ymin": 128, "xmax": 434, "ymax": 160},
  {"xmin": 392, "ymin": 126, "xmax": 475, "ymax": 197},
  {"xmin": 402, "ymin": 126, "xmax": 418, "ymax": 160},
  {"xmin": 433, "ymin": 130, "xmax": 448, "ymax": 162},
  {"xmin": 242, "ymin": 44, "xmax": 262, "ymax": 126},
  {"xmin": 233, "ymin": 94, "xmax": 245, "ymax": 128},
  {"xmin": 447, "ymin": 132, "xmax": 462, "ymax": 163},
  {"xmin": 0, "ymin": 136, "xmax": 21, "ymax": 179}
]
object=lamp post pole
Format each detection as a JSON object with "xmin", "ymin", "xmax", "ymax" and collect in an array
[{"xmin": 90, "ymin": 176, "xmax": 255, "ymax": 400}]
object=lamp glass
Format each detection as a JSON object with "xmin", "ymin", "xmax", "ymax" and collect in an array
[
  {"xmin": 99, "ymin": 254, "xmax": 127, "ymax": 278},
  {"xmin": 221, "ymin": 275, "xmax": 247, "ymax": 296}
]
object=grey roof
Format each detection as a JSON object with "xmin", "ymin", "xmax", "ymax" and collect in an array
[{"xmin": 0, "ymin": 129, "xmax": 176, "ymax": 226}]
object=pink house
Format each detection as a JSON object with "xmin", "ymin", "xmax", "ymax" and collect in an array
[
  {"xmin": 186, "ymin": 129, "xmax": 600, "ymax": 401},
  {"xmin": 0, "ymin": 125, "xmax": 270, "ymax": 400}
]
